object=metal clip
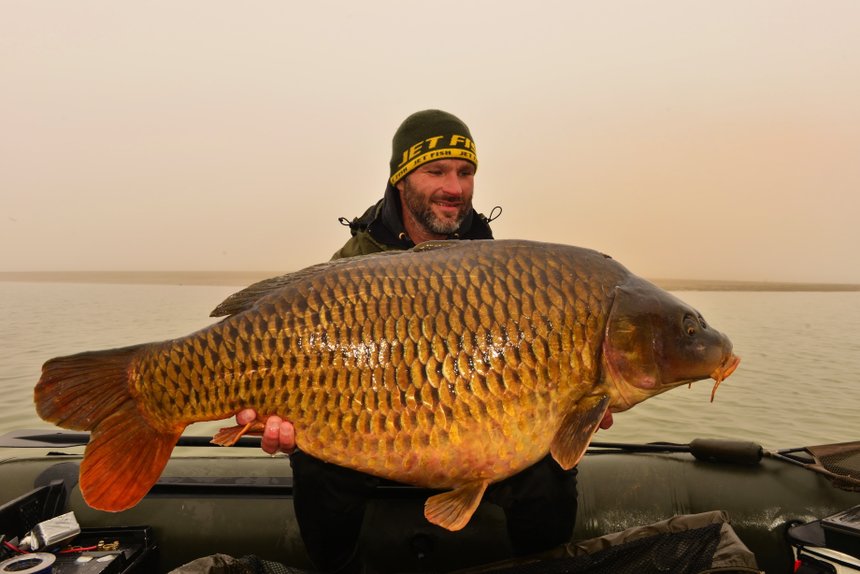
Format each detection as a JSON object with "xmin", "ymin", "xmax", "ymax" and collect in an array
[{"xmin": 97, "ymin": 540, "xmax": 120, "ymax": 551}]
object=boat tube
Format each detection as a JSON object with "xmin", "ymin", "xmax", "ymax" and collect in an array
[{"xmin": 0, "ymin": 434, "xmax": 858, "ymax": 573}]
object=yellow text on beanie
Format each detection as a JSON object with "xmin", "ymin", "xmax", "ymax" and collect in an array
[{"xmin": 389, "ymin": 110, "xmax": 478, "ymax": 186}]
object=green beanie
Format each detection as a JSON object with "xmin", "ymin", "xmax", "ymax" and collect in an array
[{"xmin": 389, "ymin": 109, "xmax": 478, "ymax": 185}]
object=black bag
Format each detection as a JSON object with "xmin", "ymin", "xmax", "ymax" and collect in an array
[{"xmin": 458, "ymin": 510, "xmax": 760, "ymax": 574}]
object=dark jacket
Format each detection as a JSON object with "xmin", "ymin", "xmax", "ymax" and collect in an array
[{"xmin": 331, "ymin": 184, "xmax": 495, "ymax": 260}]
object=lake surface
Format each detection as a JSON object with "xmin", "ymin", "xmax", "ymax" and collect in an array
[{"xmin": 1, "ymin": 280, "xmax": 857, "ymax": 458}]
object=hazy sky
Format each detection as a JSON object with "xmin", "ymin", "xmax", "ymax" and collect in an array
[{"xmin": 3, "ymin": 1, "xmax": 859, "ymax": 283}]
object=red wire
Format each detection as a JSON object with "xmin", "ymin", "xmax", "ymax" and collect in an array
[
  {"xmin": 3, "ymin": 539, "xmax": 100, "ymax": 556},
  {"xmin": 59, "ymin": 545, "xmax": 99, "ymax": 554},
  {"xmin": 2, "ymin": 540, "xmax": 24, "ymax": 554}
]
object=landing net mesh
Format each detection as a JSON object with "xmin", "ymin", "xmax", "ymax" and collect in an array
[{"xmin": 806, "ymin": 441, "xmax": 860, "ymax": 491}]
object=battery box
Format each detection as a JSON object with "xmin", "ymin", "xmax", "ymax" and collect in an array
[
  {"xmin": 48, "ymin": 526, "xmax": 155, "ymax": 574},
  {"xmin": 0, "ymin": 482, "xmax": 156, "ymax": 573}
]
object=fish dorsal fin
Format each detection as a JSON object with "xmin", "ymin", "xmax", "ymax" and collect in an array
[
  {"xmin": 550, "ymin": 395, "xmax": 610, "ymax": 470},
  {"xmin": 211, "ymin": 241, "xmax": 462, "ymax": 317},
  {"xmin": 412, "ymin": 240, "xmax": 461, "ymax": 252},
  {"xmin": 210, "ymin": 251, "xmax": 403, "ymax": 317},
  {"xmin": 424, "ymin": 480, "xmax": 489, "ymax": 531},
  {"xmin": 210, "ymin": 263, "xmax": 332, "ymax": 317}
]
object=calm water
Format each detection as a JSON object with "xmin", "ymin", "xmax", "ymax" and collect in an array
[{"xmin": 1, "ymin": 281, "xmax": 858, "ymax": 457}]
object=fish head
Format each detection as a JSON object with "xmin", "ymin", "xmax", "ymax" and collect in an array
[{"xmin": 601, "ymin": 277, "xmax": 740, "ymax": 411}]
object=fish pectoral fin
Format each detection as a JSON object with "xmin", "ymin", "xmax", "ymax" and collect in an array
[
  {"xmin": 550, "ymin": 395, "xmax": 611, "ymax": 470},
  {"xmin": 424, "ymin": 480, "xmax": 489, "ymax": 532},
  {"xmin": 211, "ymin": 420, "xmax": 265, "ymax": 446}
]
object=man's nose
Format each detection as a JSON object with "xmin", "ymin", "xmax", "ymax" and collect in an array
[{"xmin": 439, "ymin": 171, "xmax": 464, "ymax": 195}]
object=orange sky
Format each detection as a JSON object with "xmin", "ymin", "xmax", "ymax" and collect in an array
[{"xmin": 2, "ymin": 1, "xmax": 859, "ymax": 283}]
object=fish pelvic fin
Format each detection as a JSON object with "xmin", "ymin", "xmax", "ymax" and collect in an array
[
  {"xmin": 211, "ymin": 420, "xmax": 266, "ymax": 446},
  {"xmin": 550, "ymin": 395, "xmax": 610, "ymax": 470},
  {"xmin": 424, "ymin": 480, "xmax": 489, "ymax": 531},
  {"xmin": 34, "ymin": 345, "xmax": 184, "ymax": 511}
]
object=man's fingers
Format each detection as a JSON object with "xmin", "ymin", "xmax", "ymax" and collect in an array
[
  {"xmin": 247, "ymin": 414, "xmax": 295, "ymax": 455},
  {"xmin": 279, "ymin": 421, "xmax": 296, "ymax": 454},
  {"xmin": 261, "ymin": 416, "xmax": 284, "ymax": 455}
]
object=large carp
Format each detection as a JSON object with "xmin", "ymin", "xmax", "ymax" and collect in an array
[{"xmin": 35, "ymin": 239, "xmax": 739, "ymax": 530}]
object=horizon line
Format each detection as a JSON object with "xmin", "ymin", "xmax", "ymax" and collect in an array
[{"xmin": 1, "ymin": 271, "xmax": 859, "ymax": 292}]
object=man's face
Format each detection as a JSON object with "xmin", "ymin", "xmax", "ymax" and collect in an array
[{"xmin": 396, "ymin": 159, "xmax": 476, "ymax": 236}]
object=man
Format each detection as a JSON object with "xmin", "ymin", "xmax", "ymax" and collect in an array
[
  {"xmin": 237, "ymin": 110, "xmax": 580, "ymax": 572},
  {"xmin": 331, "ymin": 108, "xmax": 491, "ymax": 257}
]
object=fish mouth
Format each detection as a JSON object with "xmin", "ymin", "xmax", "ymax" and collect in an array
[{"xmin": 708, "ymin": 354, "xmax": 741, "ymax": 403}]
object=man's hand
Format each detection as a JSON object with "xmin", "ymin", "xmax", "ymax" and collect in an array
[{"xmin": 236, "ymin": 409, "xmax": 297, "ymax": 454}]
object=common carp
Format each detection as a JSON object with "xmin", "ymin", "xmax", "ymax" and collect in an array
[{"xmin": 34, "ymin": 239, "xmax": 739, "ymax": 530}]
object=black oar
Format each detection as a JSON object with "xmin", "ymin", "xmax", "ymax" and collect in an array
[
  {"xmin": 591, "ymin": 438, "xmax": 860, "ymax": 487},
  {"xmin": 1, "ymin": 431, "xmax": 760, "ymax": 461},
  {"xmin": 4, "ymin": 430, "xmax": 856, "ymax": 488},
  {"xmin": 0, "ymin": 431, "xmax": 767, "ymax": 458},
  {"xmin": 0, "ymin": 429, "xmax": 261, "ymax": 448},
  {"xmin": 590, "ymin": 438, "xmax": 765, "ymax": 465}
]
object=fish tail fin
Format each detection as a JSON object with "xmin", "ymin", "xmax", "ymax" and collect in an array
[{"xmin": 35, "ymin": 345, "xmax": 184, "ymax": 511}]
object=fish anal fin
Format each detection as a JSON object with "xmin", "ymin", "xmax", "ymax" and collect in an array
[
  {"xmin": 424, "ymin": 480, "xmax": 489, "ymax": 531},
  {"xmin": 81, "ymin": 412, "xmax": 183, "ymax": 512},
  {"xmin": 550, "ymin": 395, "xmax": 610, "ymax": 470},
  {"xmin": 211, "ymin": 420, "xmax": 266, "ymax": 446}
]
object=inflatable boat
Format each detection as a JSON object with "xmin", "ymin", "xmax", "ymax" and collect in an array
[{"xmin": 1, "ymin": 431, "xmax": 858, "ymax": 573}]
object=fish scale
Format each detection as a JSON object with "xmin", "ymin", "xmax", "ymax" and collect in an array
[{"xmin": 34, "ymin": 239, "xmax": 739, "ymax": 529}]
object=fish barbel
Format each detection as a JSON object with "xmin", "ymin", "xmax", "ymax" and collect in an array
[{"xmin": 34, "ymin": 239, "xmax": 739, "ymax": 530}]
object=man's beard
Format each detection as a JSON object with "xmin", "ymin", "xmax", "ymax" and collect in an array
[{"xmin": 401, "ymin": 181, "xmax": 470, "ymax": 235}]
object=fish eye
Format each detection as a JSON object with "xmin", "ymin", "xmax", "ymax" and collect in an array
[{"xmin": 683, "ymin": 314, "xmax": 699, "ymax": 336}]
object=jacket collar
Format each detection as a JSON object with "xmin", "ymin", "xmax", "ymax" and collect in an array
[{"xmin": 359, "ymin": 183, "xmax": 493, "ymax": 247}]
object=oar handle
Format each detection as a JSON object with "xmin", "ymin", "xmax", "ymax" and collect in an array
[{"xmin": 0, "ymin": 429, "xmax": 262, "ymax": 449}]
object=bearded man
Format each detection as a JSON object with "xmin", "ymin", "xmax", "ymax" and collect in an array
[
  {"xmin": 332, "ymin": 109, "xmax": 492, "ymax": 257},
  {"xmin": 238, "ymin": 110, "xmax": 582, "ymax": 573}
]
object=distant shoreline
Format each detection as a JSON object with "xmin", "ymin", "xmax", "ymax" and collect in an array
[
  {"xmin": 652, "ymin": 279, "xmax": 860, "ymax": 292},
  {"xmin": 1, "ymin": 271, "xmax": 859, "ymax": 292},
  {"xmin": 0, "ymin": 271, "xmax": 276, "ymax": 287}
]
